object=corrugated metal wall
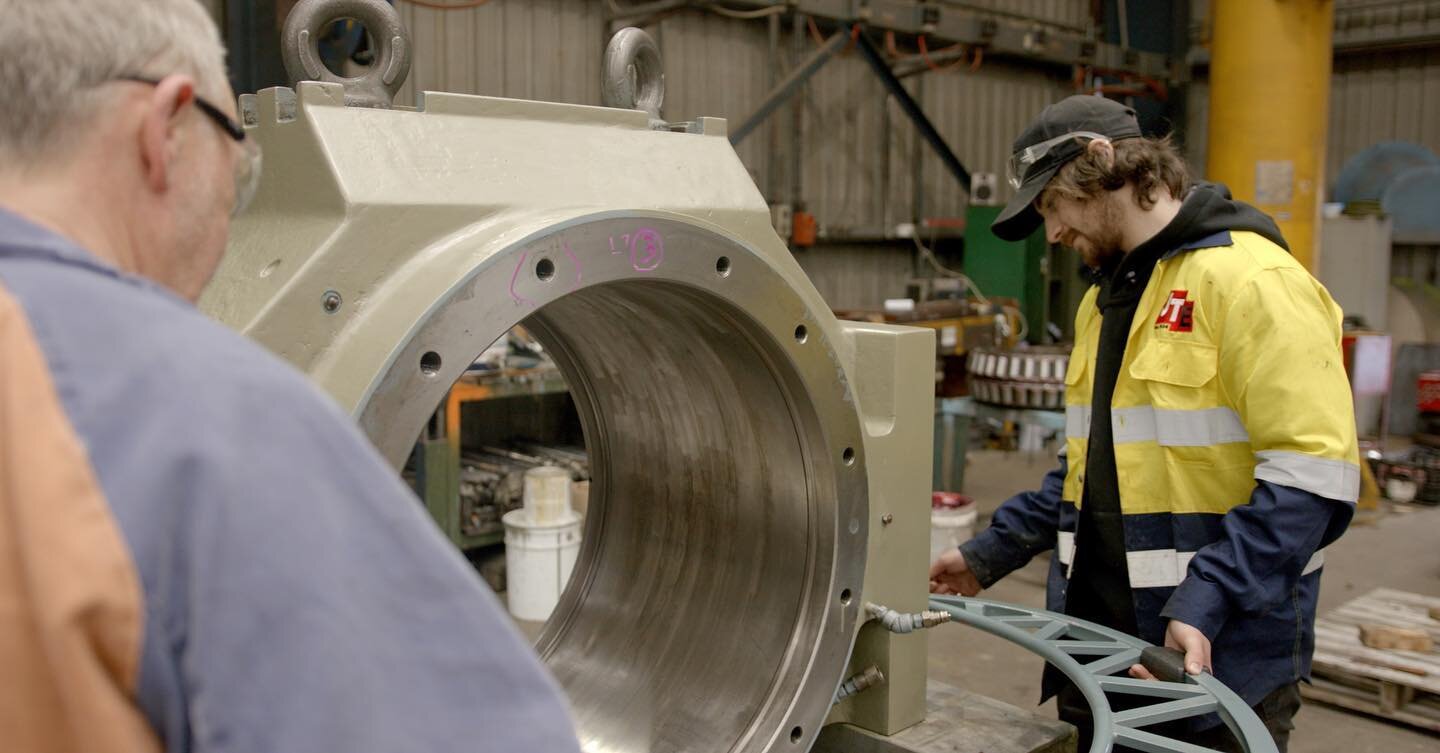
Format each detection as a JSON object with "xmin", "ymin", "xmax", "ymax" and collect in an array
[
  {"xmin": 783, "ymin": 50, "xmax": 1068, "ymax": 235},
  {"xmin": 374, "ymin": 0, "xmax": 1439, "ymax": 301},
  {"xmin": 651, "ymin": 11, "xmax": 777, "ymax": 192},
  {"xmin": 394, "ymin": 0, "xmax": 607, "ymax": 108},
  {"xmin": 393, "ymin": 1, "xmax": 1071, "ymax": 216},
  {"xmin": 385, "ymin": 0, "xmax": 1076, "ymax": 306},
  {"xmin": 792, "ymin": 243, "xmax": 916, "ymax": 309},
  {"xmin": 1328, "ymin": 48, "xmax": 1440, "ymax": 186},
  {"xmin": 1190, "ymin": 0, "xmax": 1440, "ymax": 189},
  {"xmin": 917, "ymin": 60, "xmax": 1072, "ymax": 222}
]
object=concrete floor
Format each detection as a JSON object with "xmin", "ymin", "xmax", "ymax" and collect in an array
[{"xmin": 931, "ymin": 448, "xmax": 1440, "ymax": 752}]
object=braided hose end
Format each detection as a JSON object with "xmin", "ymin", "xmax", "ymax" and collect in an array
[
  {"xmin": 834, "ymin": 665, "xmax": 887, "ymax": 702},
  {"xmin": 866, "ymin": 603, "xmax": 951, "ymax": 633}
]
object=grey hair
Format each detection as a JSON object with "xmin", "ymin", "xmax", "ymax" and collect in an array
[{"xmin": 0, "ymin": 0, "xmax": 229, "ymax": 166}]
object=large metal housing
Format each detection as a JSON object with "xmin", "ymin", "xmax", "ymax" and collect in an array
[{"xmin": 201, "ymin": 80, "xmax": 934, "ymax": 752}]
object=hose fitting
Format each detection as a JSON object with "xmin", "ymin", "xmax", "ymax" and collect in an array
[
  {"xmin": 834, "ymin": 665, "xmax": 886, "ymax": 702},
  {"xmin": 866, "ymin": 603, "xmax": 952, "ymax": 633}
]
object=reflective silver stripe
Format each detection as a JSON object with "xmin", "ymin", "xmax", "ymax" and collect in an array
[
  {"xmin": 1110, "ymin": 405, "xmax": 1158, "ymax": 443},
  {"xmin": 1057, "ymin": 531, "xmax": 1075, "ymax": 567},
  {"xmin": 1066, "ymin": 404, "xmax": 1250, "ymax": 446},
  {"xmin": 1065, "ymin": 405, "xmax": 1091, "ymax": 440},
  {"xmin": 1154, "ymin": 407, "xmax": 1249, "ymax": 446},
  {"xmin": 1254, "ymin": 450, "xmax": 1361, "ymax": 503},
  {"xmin": 1176, "ymin": 551, "xmax": 1195, "ymax": 576},
  {"xmin": 1132, "ymin": 548, "xmax": 1327, "ymax": 589},
  {"xmin": 1127, "ymin": 549, "xmax": 1186, "ymax": 589}
]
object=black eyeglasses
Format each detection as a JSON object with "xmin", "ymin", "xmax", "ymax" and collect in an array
[
  {"xmin": 119, "ymin": 76, "xmax": 246, "ymax": 140},
  {"xmin": 114, "ymin": 76, "xmax": 262, "ymax": 217}
]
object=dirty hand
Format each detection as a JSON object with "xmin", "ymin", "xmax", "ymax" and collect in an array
[
  {"xmin": 928, "ymin": 548, "xmax": 982, "ymax": 596},
  {"xmin": 1129, "ymin": 620, "xmax": 1212, "ymax": 680}
]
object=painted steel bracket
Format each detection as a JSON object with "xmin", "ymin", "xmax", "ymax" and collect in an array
[{"xmin": 929, "ymin": 596, "xmax": 1280, "ymax": 753}]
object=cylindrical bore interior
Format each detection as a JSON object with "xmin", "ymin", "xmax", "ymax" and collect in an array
[{"xmin": 517, "ymin": 280, "xmax": 834, "ymax": 753}]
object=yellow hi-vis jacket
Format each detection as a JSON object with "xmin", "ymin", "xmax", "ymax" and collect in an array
[
  {"xmin": 962, "ymin": 198, "xmax": 1361, "ymax": 710},
  {"xmin": 1061, "ymin": 230, "xmax": 1359, "ymax": 567},
  {"xmin": 1052, "ymin": 228, "xmax": 1360, "ymax": 703}
]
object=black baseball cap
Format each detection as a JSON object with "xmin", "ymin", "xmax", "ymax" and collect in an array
[{"xmin": 991, "ymin": 95, "xmax": 1143, "ymax": 241}]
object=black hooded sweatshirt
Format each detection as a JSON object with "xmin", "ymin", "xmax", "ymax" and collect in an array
[{"xmin": 1063, "ymin": 182, "xmax": 1289, "ymax": 635}]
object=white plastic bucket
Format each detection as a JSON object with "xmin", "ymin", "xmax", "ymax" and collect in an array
[
  {"xmin": 503, "ymin": 509, "xmax": 582, "ymax": 621},
  {"xmin": 930, "ymin": 504, "xmax": 978, "ymax": 564}
]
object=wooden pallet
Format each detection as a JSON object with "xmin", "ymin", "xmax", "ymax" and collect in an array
[{"xmin": 1302, "ymin": 588, "xmax": 1440, "ymax": 733}]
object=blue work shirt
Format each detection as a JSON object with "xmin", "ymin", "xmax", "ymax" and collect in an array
[{"xmin": 0, "ymin": 208, "xmax": 582, "ymax": 752}]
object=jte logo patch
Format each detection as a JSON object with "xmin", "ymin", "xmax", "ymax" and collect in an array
[{"xmin": 1155, "ymin": 290, "xmax": 1195, "ymax": 332}]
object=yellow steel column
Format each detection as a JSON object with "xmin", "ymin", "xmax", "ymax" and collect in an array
[{"xmin": 1206, "ymin": 0, "xmax": 1334, "ymax": 271}]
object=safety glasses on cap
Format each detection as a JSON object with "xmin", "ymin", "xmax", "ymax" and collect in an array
[{"xmin": 1006, "ymin": 131, "xmax": 1109, "ymax": 190}]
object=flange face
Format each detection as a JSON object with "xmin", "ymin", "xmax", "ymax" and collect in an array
[{"xmin": 358, "ymin": 214, "xmax": 869, "ymax": 753}]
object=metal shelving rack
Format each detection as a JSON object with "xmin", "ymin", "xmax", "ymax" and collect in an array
[{"xmin": 410, "ymin": 367, "xmax": 570, "ymax": 549}]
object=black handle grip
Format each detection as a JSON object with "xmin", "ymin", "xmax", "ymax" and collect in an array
[{"xmin": 1139, "ymin": 646, "xmax": 1191, "ymax": 683}]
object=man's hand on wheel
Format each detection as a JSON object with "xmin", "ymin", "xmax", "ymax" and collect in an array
[
  {"xmin": 929, "ymin": 548, "xmax": 983, "ymax": 596},
  {"xmin": 1129, "ymin": 619, "xmax": 1212, "ymax": 680}
]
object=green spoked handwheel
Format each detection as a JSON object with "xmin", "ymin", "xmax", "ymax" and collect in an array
[{"xmin": 929, "ymin": 596, "xmax": 1280, "ymax": 753}]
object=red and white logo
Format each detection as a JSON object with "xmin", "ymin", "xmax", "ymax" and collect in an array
[{"xmin": 1155, "ymin": 290, "xmax": 1194, "ymax": 332}]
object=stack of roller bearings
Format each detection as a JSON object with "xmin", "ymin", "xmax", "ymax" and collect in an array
[{"xmin": 966, "ymin": 347, "xmax": 1071, "ymax": 410}]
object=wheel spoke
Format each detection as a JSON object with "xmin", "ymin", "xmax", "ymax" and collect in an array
[{"xmin": 1113, "ymin": 695, "xmax": 1220, "ymax": 727}]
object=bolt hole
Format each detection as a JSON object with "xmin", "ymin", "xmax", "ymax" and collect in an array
[
  {"xmin": 420, "ymin": 351, "xmax": 442, "ymax": 377},
  {"xmin": 715, "ymin": 256, "xmax": 731, "ymax": 277},
  {"xmin": 842, "ymin": 447, "xmax": 856, "ymax": 466},
  {"xmin": 794, "ymin": 324, "xmax": 808, "ymax": 344},
  {"xmin": 790, "ymin": 727, "xmax": 803, "ymax": 744},
  {"xmin": 536, "ymin": 257, "xmax": 556, "ymax": 282},
  {"xmin": 840, "ymin": 588, "xmax": 852, "ymax": 605}
]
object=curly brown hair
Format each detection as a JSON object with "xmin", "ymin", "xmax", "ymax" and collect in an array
[{"xmin": 1038, "ymin": 136, "xmax": 1190, "ymax": 212}]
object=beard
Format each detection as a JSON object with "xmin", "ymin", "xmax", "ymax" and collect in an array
[{"xmin": 1071, "ymin": 195, "xmax": 1127, "ymax": 271}]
